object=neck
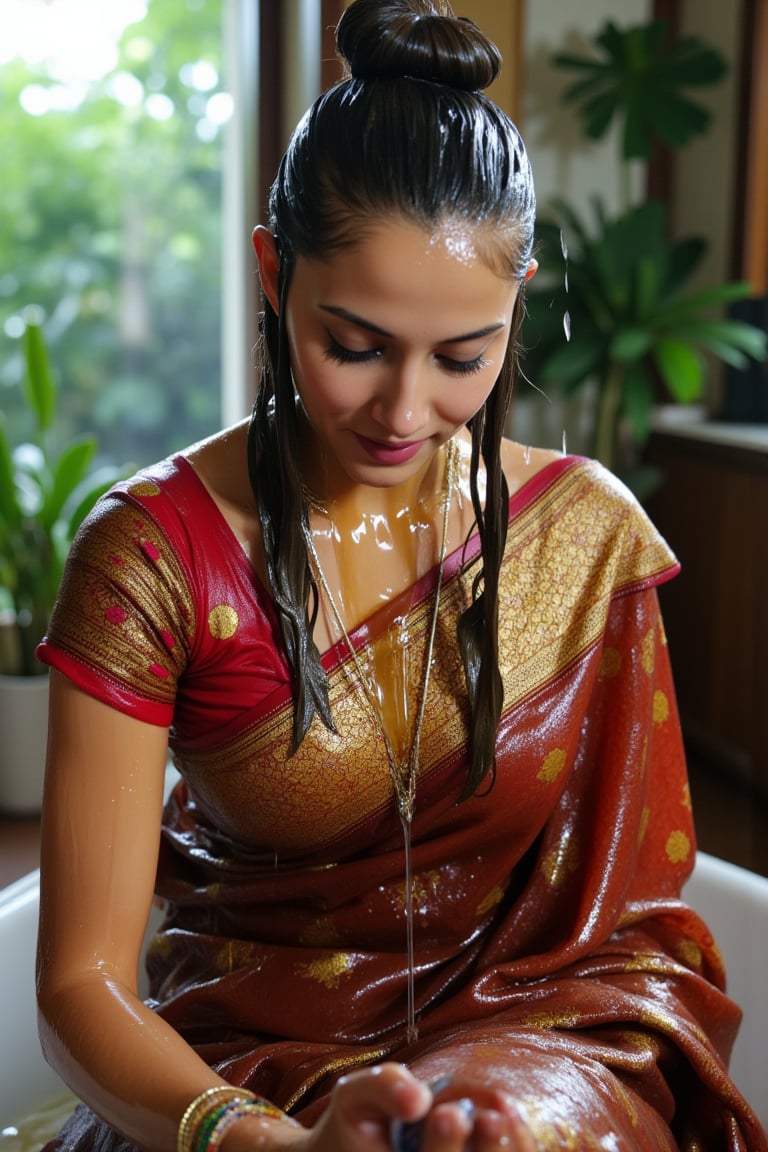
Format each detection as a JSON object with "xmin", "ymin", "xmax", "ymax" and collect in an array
[{"xmin": 299, "ymin": 424, "xmax": 446, "ymax": 523}]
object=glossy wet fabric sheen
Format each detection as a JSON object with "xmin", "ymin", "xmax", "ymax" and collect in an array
[{"xmin": 39, "ymin": 455, "xmax": 767, "ymax": 1150}]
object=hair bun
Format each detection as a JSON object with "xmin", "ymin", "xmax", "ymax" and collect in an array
[{"xmin": 336, "ymin": 0, "xmax": 501, "ymax": 92}]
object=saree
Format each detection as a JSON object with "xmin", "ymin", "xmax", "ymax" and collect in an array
[{"xmin": 38, "ymin": 451, "xmax": 768, "ymax": 1151}]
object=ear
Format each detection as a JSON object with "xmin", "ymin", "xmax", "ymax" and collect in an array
[
  {"xmin": 252, "ymin": 226, "xmax": 281, "ymax": 313},
  {"xmin": 524, "ymin": 258, "xmax": 538, "ymax": 283}
]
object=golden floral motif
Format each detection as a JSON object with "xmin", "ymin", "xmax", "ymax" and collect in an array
[
  {"xmin": 392, "ymin": 870, "xmax": 441, "ymax": 916},
  {"xmin": 540, "ymin": 832, "xmax": 579, "ymax": 887},
  {"xmin": 129, "ymin": 480, "xmax": 161, "ymax": 497},
  {"xmin": 301, "ymin": 952, "xmax": 354, "ymax": 989},
  {"xmin": 300, "ymin": 916, "xmax": 341, "ymax": 947},
  {"xmin": 476, "ymin": 883, "xmax": 506, "ymax": 916},
  {"xmin": 610, "ymin": 1078, "xmax": 639, "ymax": 1127},
  {"xmin": 682, "ymin": 782, "xmax": 692, "ymax": 810},
  {"xmin": 652, "ymin": 689, "xmax": 669, "ymax": 724},
  {"xmin": 208, "ymin": 604, "xmax": 239, "ymax": 640},
  {"xmin": 518, "ymin": 1099, "xmax": 591, "ymax": 1152},
  {"xmin": 213, "ymin": 940, "xmax": 262, "ymax": 976},
  {"xmin": 537, "ymin": 748, "xmax": 567, "ymax": 785},
  {"xmin": 675, "ymin": 937, "xmax": 703, "ymax": 971},
  {"xmin": 522, "ymin": 1010, "xmax": 580, "ymax": 1029},
  {"xmin": 624, "ymin": 952, "xmax": 681, "ymax": 975},
  {"xmin": 145, "ymin": 933, "xmax": 173, "ymax": 961},
  {"xmin": 622, "ymin": 1030, "xmax": 657, "ymax": 1056},
  {"xmin": 599, "ymin": 646, "xmax": 622, "ymax": 679},
  {"xmin": 665, "ymin": 829, "xmax": 691, "ymax": 864},
  {"xmin": 642, "ymin": 627, "xmax": 655, "ymax": 675},
  {"xmin": 638, "ymin": 806, "xmax": 650, "ymax": 844}
]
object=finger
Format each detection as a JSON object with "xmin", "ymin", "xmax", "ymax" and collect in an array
[
  {"xmin": 471, "ymin": 1099, "xmax": 537, "ymax": 1152},
  {"xmin": 327, "ymin": 1064, "xmax": 431, "ymax": 1148},
  {"xmin": 418, "ymin": 1099, "xmax": 474, "ymax": 1152}
]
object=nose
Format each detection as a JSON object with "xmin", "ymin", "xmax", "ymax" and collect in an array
[{"xmin": 370, "ymin": 358, "xmax": 429, "ymax": 438}]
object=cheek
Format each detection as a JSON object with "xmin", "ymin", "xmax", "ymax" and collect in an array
[
  {"xmin": 437, "ymin": 370, "xmax": 501, "ymax": 426},
  {"xmin": 291, "ymin": 344, "xmax": 356, "ymax": 419}
]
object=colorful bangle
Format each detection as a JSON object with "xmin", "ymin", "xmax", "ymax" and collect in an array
[
  {"xmin": 177, "ymin": 1087, "xmax": 287, "ymax": 1152},
  {"xmin": 177, "ymin": 1088, "xmax": 255, "ymax": 1152},
  {"xmin": 204, "ymin": 1100, "xmax": 287, "ymax": 1152}
]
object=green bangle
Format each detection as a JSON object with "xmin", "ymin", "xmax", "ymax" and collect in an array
[
  {"xmin": 177, "ymin": 1088, "xmax": 256, "ymax": 1152},
  {"xmin": 201, "ymin": 1099, "xmax": 287, "ymax": 1152}
]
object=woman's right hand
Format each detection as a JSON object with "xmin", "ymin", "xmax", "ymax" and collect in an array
[{"xmin": 221, "ymin": 1064, "xmax": 537, "ymax": 1152}]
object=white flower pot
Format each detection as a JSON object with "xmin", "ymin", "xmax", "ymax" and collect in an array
[{"xmin": 0, "ymin": 674, "xmax": 49, "ymax": 815}]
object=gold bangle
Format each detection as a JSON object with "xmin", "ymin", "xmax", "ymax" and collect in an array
[{"xmin": 176, "ymin": 1087, "xmax": 256, "ymax": 1152}]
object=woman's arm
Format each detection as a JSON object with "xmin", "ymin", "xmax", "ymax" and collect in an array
[
  {"xmin": 36, "ymin": 674, "xmax": 535, "ymax": 1152},
  {"xmin": 36, "ymin": 671, "xmax": 247, "ymax": 1151}
]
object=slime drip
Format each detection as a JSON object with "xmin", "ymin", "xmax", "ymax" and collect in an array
[{"xmin": 308, "ymin": 460, "xmax": 448, "ymax": 1045}]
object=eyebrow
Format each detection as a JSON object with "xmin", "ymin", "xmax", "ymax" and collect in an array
[{"xmin": 319, "ymin": 304, "xmax": 506, "ymax": 344}]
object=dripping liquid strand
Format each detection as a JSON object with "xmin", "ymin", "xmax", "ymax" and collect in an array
[
  {"xmin": 402, "ymin": 812, "xmax": 417, "ymax": 1043},
  {"xmin": 302, "ymin": 440, "xmax": 457, "ymax": 1046}
]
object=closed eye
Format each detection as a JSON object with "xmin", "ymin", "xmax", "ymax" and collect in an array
[
  {"xmin": 324, "ymin": 335, "xmax": 381, "ymax": 365},
  {"xmin": 437, "ymin": 354, "xmax": 491, "ymax": 376},
  {"xmin": 325, "ymin": 335, "xmax": 489, "ymax": 376}
]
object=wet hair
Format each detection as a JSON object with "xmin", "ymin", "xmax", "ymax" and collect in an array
[{"xmin": 248, "ymin": 0, "xmax": 536, "ymax": 799}]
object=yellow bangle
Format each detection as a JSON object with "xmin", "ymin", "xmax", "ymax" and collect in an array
[{"xmin": 176, "ymin": 1088, "xmax": 256, "ymax": 1152}]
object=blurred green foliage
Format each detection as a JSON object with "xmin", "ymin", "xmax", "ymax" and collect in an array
[
  {"xmin": 0, "ymin": 0, "xmax": 225, "ymax": 470},
  {"xmin": 522, "ymin": 20, "xmax": 767, "ymax": 494}
]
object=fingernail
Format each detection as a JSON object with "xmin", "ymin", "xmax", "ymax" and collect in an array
[
  {"xmin": 456, "ymin": 1097, "xmax": 475, "ymax": 1121},
  {"xmin": 428, "ymin": 1074, "xmax": 452, "ymax": 1095}
]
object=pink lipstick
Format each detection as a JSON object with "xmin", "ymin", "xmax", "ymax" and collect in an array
[{"xmin": 355, "ymin": 434, "xmax": 425, "ymax": 465}]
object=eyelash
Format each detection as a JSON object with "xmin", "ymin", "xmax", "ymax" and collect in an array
[{"xmin": 324, "ymin": 336, "xmax": 490, "ymax": 377}]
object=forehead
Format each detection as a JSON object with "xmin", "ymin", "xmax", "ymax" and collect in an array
[
  {"xmin": 300, "ymin": 215, "xmax": 517, "ymax": 288},
  {"xmin": 289, "ymin": 218, "xmax": 518, "ymax": 333}
]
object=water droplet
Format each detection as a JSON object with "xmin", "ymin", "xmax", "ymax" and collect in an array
[
  {"xmin": 523, "ymin": 444, "xmax": 532, "ymax": 465},
  {"xmin": 563, "ymin": 310, "xmax": 571, "ymax": 342},
  {"xmin": 561, "ymin": 429, "xmax": 568, "ymax": 457},
  {"xmin": 560, "ymin": 229, "xmax": 568, "ymax": 261}
]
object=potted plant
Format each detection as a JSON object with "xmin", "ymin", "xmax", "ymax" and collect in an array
[
  {"xmin": 522, "ymin": 19, "xmax": 767, "ymax": 497},
  {"xmin": 0, "ymin": 315, "xmax": 128, "ymax": 812}
]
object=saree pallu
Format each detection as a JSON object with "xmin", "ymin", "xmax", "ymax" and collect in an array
[{"xmin": 39, "ymin": 452, "xmax": 768, "ymax": 1151}]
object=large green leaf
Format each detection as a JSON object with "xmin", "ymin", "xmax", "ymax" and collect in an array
[
  {"xmin": 620, "ymin": 360, "xmax": 656, "ymax": 444},
  {"xmin": 661, "ymin": 237, "xmax": 707, "ymax": 299},
  {"xmin": 611, "ymin": 328, "xmax": 653, "ymax": 362},
  {"xmin": 540, "ymin": 335, "xmax": 605, "ymax": 392},
  {"xmin": 0, "ymin": 419, "xmax": 22, "ymax": 541},
  {"xmin": 40, "ymin": 437, "xmax": 97, "ymax": 530},
  {"xmin": 654, "ymin": 338, "xmax": 704, "ymax": 402},
  {"xmin": 554, "ymin": 19, "xmax": 728, "ymax": 161},
  {"xmin": 670, "ymin": 319, "xmax": 768, "ymax": 366},
  {"xmin": 657, "ymin": 281, "xmax": 755, "ymax": 324},
  {"xmin": 22, "ymin": 322, "xmax": 56, "ymax": 436}
]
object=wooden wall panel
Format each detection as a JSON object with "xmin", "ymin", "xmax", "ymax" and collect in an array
[
  {"xmin": 646, "ymin": 431, "xmax": 768, "ymax": 793},
  {"xmin": 738, "ymin": 0, "xmax": 768, "ymax": 293}
]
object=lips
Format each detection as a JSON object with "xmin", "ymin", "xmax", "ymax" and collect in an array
[{"xmin": 354, "ymin": 433, "xmax": 425, "ymax": 465}]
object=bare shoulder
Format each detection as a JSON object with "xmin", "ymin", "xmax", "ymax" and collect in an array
[
  {"xmin": 501, "ymin": 436, "xmax": 562, "ymax": 497},
  {"xmin": 182, "ymin": 420, "xmax": 262, "ymax": 561},
  {"xmin": 183, "ymin": 420, "xmax": 253, "ymax": 508}
]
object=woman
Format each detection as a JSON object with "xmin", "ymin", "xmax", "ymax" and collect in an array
[{"xmin": 35, "ymin": 2, "xmax": 766, "ymax": 1151}]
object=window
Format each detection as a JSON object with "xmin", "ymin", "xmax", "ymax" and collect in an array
[{"xmin": 0, "ymin": 0, "xmax": 234, "ymax": 470}]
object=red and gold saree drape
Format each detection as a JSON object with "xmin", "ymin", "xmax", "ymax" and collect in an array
[{"xmin": 40, "ymin": 454, "xmax": 767, "ymax": 1151}]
